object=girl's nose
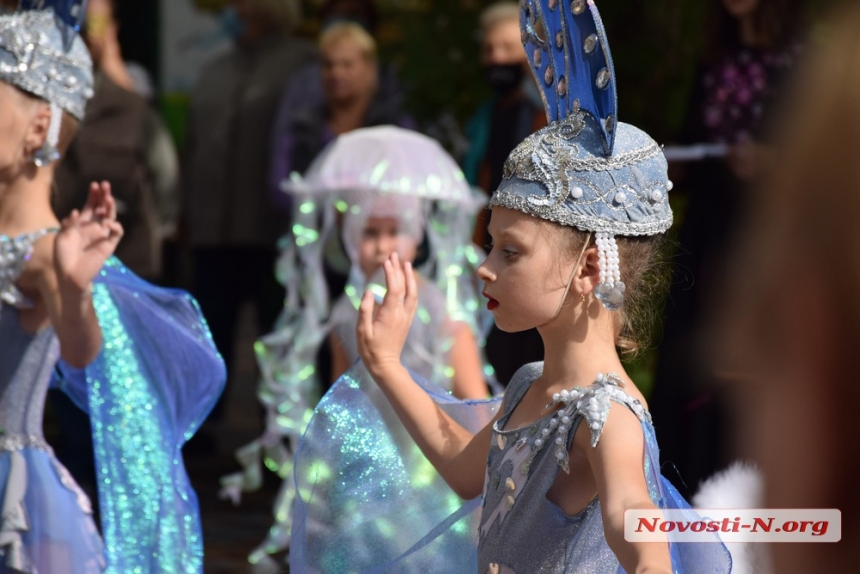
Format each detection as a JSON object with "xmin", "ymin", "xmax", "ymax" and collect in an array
[
  {"xmin": 377, "ymin": 236, "xmax": 396, "ymax": 255},
  {"xmin": 477, "ymin": 260, "xmax": 496, "ymax": 282}
]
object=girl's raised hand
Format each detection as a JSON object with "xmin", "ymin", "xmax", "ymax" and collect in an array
[
  {"xmin": 356, "ymin": 252, "xmax": 418, "ymax": 378},
  {"xmin": 54, "ymin": 181, "xmax": 124, "ymax": 291}
]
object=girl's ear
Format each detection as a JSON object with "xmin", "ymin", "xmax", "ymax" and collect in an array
[
  {"xmin": 578, "ymin": 246, "xmax": 601, "ymax": 292},
  {"xmin": 23, "ymin": 102, "xmax": 51, "ymax": 154}
]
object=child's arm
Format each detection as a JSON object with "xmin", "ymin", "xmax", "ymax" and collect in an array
[
  {"xmin": 583, "ymin": 402, "xmax": 672, "ymax": 574},
  {"xmin": 329, "ymin": 332, "xmax": 352, "ymax": 383},
  {"xmin": 357, "ymin": 253, "xmax": 497, "ymax": 499},
  {"xmin": 42, "ymin": 182, "xmax": 123, "ymax": 368},
  {"xmin": 449, "ymin": 322, "xmax": 490, "ymax": 399}
]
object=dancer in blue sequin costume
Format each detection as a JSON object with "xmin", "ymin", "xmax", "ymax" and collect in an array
[
  {"xmin": 289, "ymin": 1, "xmax": 733, "ymax": 572},
  {"xmin": 0, "ymin": 5, "xmax": 225, "ymax": 573}
]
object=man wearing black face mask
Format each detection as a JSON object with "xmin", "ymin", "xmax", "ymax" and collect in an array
[
  {"xmin": 462, "ymin": 2, "xmax": 546, "ymax": 387},
  {"xmin": 463, "ymin": 3, "xmax": 545, "ymax": 241}
]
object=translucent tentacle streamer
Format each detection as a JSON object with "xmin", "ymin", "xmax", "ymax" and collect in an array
[{"xmin": 219, "ymin": 191, "xmax": 334, "ymax": 560}]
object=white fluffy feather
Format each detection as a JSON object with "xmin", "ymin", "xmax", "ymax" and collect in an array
[{"xmin": 692, "ymin": 461, "xmax": 771, "ymax": 574}]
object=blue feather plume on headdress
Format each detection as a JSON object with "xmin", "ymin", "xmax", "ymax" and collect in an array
[
  {"xmin": 18, "ymin": 0, "xmax": 88, "ymax": 49},
  {"xmin": 520, "ymin": 0, "xmax": 617, "ymax": 155}
]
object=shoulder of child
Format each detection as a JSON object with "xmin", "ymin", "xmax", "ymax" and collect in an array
[
  {"xmin": 501, "ymin": 362, "xmax": 544, "ymax": 410},
  {"xmin": 564, "ymin": 374, "xmax": 651, "ymax": 449}
]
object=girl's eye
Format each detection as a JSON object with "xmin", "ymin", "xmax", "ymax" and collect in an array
[{"xmin": 485, "ymin": 240, "xmax": 517, "ymax": 261}]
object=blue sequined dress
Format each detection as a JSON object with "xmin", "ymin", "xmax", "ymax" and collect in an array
[
  {"xmin": 479, "ymin": 363, "xmax": 731, "ymax": 573},
  {"xmin": 0, "ymin": 310, "xmax": 105, "ymax": 574},
  {"xmin": 290, "ymin": 362, "xmax": 732, "ymax": 573},
  {"xmin": 1, "ymin": 230, "xmax": 226, "ymax": 573}
]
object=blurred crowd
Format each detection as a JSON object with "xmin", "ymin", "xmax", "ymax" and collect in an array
[{"xmin": 20, "ymin": 0, "xmax": 857, "ymax": 569}]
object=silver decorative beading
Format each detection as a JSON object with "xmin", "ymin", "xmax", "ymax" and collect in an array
[
  {"xmin": 0, "ymin": 228, "xmax": 58, "ymax": 309},
  {"xmin": 490, "ymin": 112, "xmax": 672, "ymax": 237},
  {"xmin": 0, "ymin": 9, "xmax": 93, "ymax": 120}
]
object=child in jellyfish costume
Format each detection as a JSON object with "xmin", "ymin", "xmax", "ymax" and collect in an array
[{"xmin": 220, "ymin": 126, "xmax": 494, "ymax": 566}]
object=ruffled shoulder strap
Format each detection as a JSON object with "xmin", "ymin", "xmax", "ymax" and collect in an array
[
  {"xmin": 0, "ymin": 226, "xmax": 59, "ymax": 309},
  {"xmin": 513, "ymin": 372, "xmax": 651, "ymax": 475},
  {"xmin": 553, "ymin": 372, "xmax": 652, "ymax": 448}
]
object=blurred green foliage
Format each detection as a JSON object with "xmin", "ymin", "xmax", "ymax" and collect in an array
[
  {"xmin": 385, "ymin": 0, "xmax": 711, "ymax": 141},
  {"xmin": 379, "ymin": 0, "xmax": 842, "ymax": 138}
]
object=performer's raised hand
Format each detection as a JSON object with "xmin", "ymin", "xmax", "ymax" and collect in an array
[
  {"xmin": 55, "ymin": 181, "xmax": 123, "ymax": 292},
  {"xmin": 356, "ymin": 252, "xmax": 418, "ymax": 378}
]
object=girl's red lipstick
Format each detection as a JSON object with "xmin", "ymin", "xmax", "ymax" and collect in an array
[{"xmin": 483, "ymin": 292, "xmax": 499, "ymax": 310}]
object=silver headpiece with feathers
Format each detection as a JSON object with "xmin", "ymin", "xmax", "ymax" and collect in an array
[{"xmin": 490, "ymin": 0, "xmax": 672, "ymax": 309}]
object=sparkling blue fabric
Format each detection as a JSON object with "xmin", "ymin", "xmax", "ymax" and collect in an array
[
  {"xmin": 291, "ymin": 362, "xmax": 731, "ymax": 573},
  {"xmin": 290, "ymin": 362, "xmax": 500, "ymax": 573},
  {"xmin": 478, "ymin": 364, "xmax": 732, "ymax": 573},
  {"xmin": 1, "ymin": 308, "xmax": 105, "ymax": 574},
  {"xmin": 54, "ymin": 258, "xmax": 226, "ymax": 573}
]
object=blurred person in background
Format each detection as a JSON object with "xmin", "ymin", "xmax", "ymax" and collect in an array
[
  {"xmin": 461, "ymin": 1, "xmax": 546, "ymax": 387},
  {"xmin": 462, "ymin": 1, "xmax": 545, "ymax": 241},
  {"xmin": 270, "ymin": 0, "xmax": 408, "ymax": 210},
  {"xmin": 650, "ymin": 0, "xmax": 806, "ymax": 498},
  {"xmin": 717, "ymin": 2, "xmax": 860, "ymax": 569},
  {"xmin": 49, "ymin": 0, "xmax": 182, "ymax": 498},
  {"xmin": 270, "ymin": 19, "xmax": 413, "ymax": 198},
  {"xmin": 78, "ymin": 0, "xmax": 154, "ymax": 99},
  {"xmin": 269, "ymin": 18, "xmax": 414, "ymax": 388},
  {"xmin": 183, "ymin": 0, "xmax": 315, "ymax": 427},
  {"xmin": 55, "ymin": 0, "xmax": 180, "ymax": 283}
]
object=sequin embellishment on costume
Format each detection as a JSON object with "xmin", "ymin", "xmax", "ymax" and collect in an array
[
  {"xmin": 481, "ymin": 372, "xmax": 651, "ymax": 539},
  {"xmin": 0, "ymin": 10, "xmax": 93, "ymax": 120},
  {"xmin": 0, "ymin": 228, "xmax": 59, "ymax": 309}
]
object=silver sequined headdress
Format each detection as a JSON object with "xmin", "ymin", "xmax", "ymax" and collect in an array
[
  {"xmin": 489, "ymin": 0, "xmax": 672, "ymax": 309},
  {"xmin": 0, "ymin": 2, "xmax": 93, "ymax": 164}
]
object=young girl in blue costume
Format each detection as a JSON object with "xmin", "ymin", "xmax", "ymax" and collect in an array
[
  {"xmin": 291, "ymin": 1, "xmax": 733, "ymax": 572},
  {"xmin": 0, "ymin": 5, "xmax": 224, "ymax": 573}
]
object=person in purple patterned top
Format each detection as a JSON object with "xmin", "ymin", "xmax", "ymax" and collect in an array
[
  {"xmin": 694, "ymin": 0, "xmax": 802, "ymax": 180},
  {"xmin": 651, "ymin": 0, "xmax": 807, "ymax": 500}
]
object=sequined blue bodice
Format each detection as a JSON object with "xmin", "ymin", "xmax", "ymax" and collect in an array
[
  {"xmin": 0, "ymin": 308, "xmax": 58, "ymax": 443},
  {"xmin": 478, "ymin": 363, "xmax": 654, "ymax": 574},
  {"xmin": 0, "ymin": 228, "xmax": 60, "ymax": 446}
]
